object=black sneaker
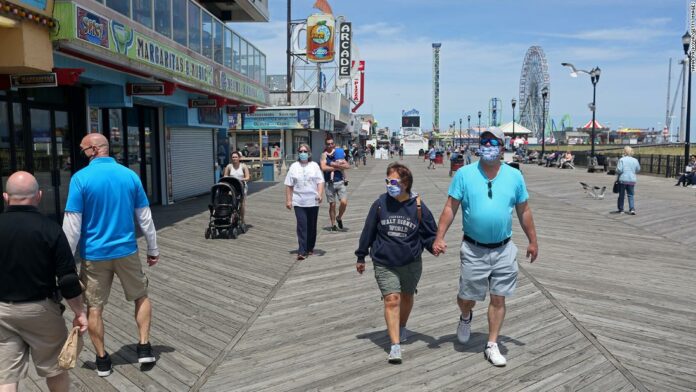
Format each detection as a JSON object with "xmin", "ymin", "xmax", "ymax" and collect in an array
[
  {"xmin": 137, "ymin": 342, "xmax": 156, "ymax": 364},
  {"xmin": 336, "ymin": 219, "xmax": 344, "ymax": 230},
  {"xmin": 331, "ymin": 225, "xmax": 339, "ymax": 232},
  {"xmin": 96, "ymin": 353, "xmax": 113, "ymax": 377}
]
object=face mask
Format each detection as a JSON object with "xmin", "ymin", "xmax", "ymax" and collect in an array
[
  {"xmin": 298, "ymin": 152, "xmax": 309, "ymax": 161},
  {"xmin": 479, "ymin": 146, "xmax": 500, "ymax": 162},
  {"xmin": 387, "ymin": 184, "xmax": 402, "ymax": 197}
]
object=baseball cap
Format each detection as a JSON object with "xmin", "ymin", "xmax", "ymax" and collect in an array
[{"xmin": 481, "ymin": 127, "xmax": 505, "ymax": 141}]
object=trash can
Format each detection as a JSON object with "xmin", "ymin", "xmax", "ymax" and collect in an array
[{"xmin": 262, "ymin": 161, "xmax": 275, "ymax": 181}]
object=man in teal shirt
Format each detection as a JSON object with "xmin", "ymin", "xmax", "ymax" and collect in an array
[{"xmin": 434, "ymin": 127, "xmax": 538, "ymax": 367}]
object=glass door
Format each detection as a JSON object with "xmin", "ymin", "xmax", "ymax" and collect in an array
[
  {"xmin": 54, "ymin": 111, "xmax": 72, "ymax": 214},
  {"xmin": 0, "ymin": 102, "xmax": 9, "ymax": 213},
  {"xmin": 29, "ymin": 108, "xmax": 56, "ymax": 217}
]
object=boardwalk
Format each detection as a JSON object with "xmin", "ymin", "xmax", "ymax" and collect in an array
[{"xmin": 22, "ymin": 156, "xmax": 696, "ymax": 391}]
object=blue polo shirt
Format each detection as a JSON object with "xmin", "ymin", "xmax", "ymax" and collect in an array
[
  {"xmin": 65, "ymin": 157, "xmax": 149, "ymax": 261},
  {"xmin": 448, "ymin": 162, "xmax": 528, "ymax": 243}
]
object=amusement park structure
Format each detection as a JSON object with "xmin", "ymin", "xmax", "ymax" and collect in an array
[
  {"xmin": 518, "ymin": 46, "xmax": 550, "ymax": 140},
  {"xmin": 489, "ymin": 98, "xmax": 502, "ymax": 127},
  {"xmin": 432, "ymin": 43, "xmax": 441, "ymax": 131}
]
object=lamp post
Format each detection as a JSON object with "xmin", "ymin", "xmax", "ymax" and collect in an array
[
  {"xmin": 562, "ymin": 62, "xmax": 601, "ymax": 160},
  {"xmin": 683, "ymin": 31, "xmax": 692, "ymax": 166},
  {"xmin": 467, "ymin": 115, "xmax": 471, "ymax": 147},
  {"xmin": 459, "ymin": 118, "xmax": 462, "ymax": 148},
  {"xmin": 541, "ymin": 86, "xmax": 549, "ymax": 162},
  {"xmin": 511, "ymin": 98, "xmax": 517, "ymax": 139},
  {"xmin": 477, "ymin": 111, "xmax": 482, "ymax": 138}
]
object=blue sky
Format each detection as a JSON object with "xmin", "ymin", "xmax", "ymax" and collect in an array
[{"xmin": 233, "ymin": 0, "xmax": 690, "ymax": 136}]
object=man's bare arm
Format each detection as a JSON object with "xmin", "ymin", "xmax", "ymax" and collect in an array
[{"xmin": 515, "ymin": 201, "xmax": 538, "ymax": 262}]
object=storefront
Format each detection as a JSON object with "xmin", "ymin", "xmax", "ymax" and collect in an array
[{"xmin": 1, "ymin": 0, "xmax": 268, "ymax": 216}]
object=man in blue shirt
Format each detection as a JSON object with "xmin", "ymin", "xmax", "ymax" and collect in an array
[
  {"xmin": 62, "ymin": 133, "xmax": 160, "ymax": 377},
  {"xmin": 433, "ymin": 127, "xmax": 538, "ymax": 367}
]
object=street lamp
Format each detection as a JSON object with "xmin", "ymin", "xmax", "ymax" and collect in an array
[
  {"xmin": 683, "ymin": 31, "xmax": 692, "ymax": 166},
  {"xmin": 511, "ymin": 98, "xmax": 517, "ymax": 139},
  {"xmin": 541, "ymin": 86, "xmax": 549, "ymax": 162},
  {"xmin": 467, "ymin": 115, "xmax": 471, "ymax": 148},
  {"xmin": 459, "ymin": 118, "xmax": 462, "ymax": 148},
  {"xmin": 562, "ymin": 62, "xmax": 601, "ymax": 161},
  {"xmin": 477, "ymin": 111, "xmax": 482, "ymax": 138}
]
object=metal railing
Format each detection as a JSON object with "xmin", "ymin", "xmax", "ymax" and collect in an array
[{"xmin": 570, "ymin": 150, "xmax": 687, "ymax": 178}]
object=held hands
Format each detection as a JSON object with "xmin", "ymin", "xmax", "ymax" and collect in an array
[
  {"xmin": 432, "ymin": 238, "xmax": 447, "ymax": 256},
  {"xmin": 147, "ymin": 254, "xmax": 159, "ymax": 267},
  {"xmin": 526, "ymin": 242, "xmax": 539, "ymax": 263},
  {"xmin": 356, "ymin": 263, "xmax": 365, "ymax": 274}
]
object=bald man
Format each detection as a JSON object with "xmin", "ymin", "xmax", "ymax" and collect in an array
[
  {"xmin": 0, "ymin": 172, "xmax": 87, "ymax": 392},
  {"xmin": 62, "ymin": 134, "xmax": 160, "ymax": 377}
]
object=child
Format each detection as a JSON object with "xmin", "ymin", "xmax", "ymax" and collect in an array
[{"xmin": 330, "ymin": 148, "xmax": 349, "ymax": 186}]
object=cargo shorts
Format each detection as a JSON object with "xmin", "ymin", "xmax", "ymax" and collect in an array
[
  {"xmin": 458, "ymin": 241, "xmax": 518, "ymax": 301},
  {"xmin": 325, "ymin": 181, "xmax": 348, "ymax": 203},
  {"xmin": 80, "ymin": 252, "xmax": 149, "ymax": 308}
]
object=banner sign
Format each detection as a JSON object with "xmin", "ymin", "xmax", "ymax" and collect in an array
[
  {"xmin": 189, "ymin": 98, "xmax": 218, "ymax": 108},
  {"xmin": 10, "ymin": 73, "xmax": 57, "ymax": 88},
  {"xmin": 77, "ymin": 6, "xmax": 109, "ymax": 48},
  {"xmin": 351, "ymin": 60, "xmax": 365, "ymax": 112},
  {"xmin": 306, "ymin": 13, "xmax": 335, "ymax": 63},
  {"xmin": 52, "ymin": 2, "xmax": 267, "ymax": 105},
  {"xmin": 691, "ymin": 1, "xmax": 696, "ymax": 72},
  {"xmin": 242, "ymin": 109, "xmax": 315, "ymax": 130},
  {"xmin": 338, "ymin": 22, "xmax": 352, "ymax": 77}
]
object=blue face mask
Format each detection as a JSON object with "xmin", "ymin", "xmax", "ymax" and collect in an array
[
  {"xmin": 479, "ymin": 146, "xmax": 500, "ymax": 162},
  {"xmin": 298, "ymin": 152, "xmax": 309, "ymax": 161},
  {"xmin": 387, "ymin": 184, "xmax": 402, "ymax": 197}
]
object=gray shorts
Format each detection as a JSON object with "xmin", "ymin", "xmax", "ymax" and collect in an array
[
  {"xmin": 326, "ymin": 181, "xmax": 347, "ymax": 203},
  {"xmin": 373, "ymin": 258, "xmax": 422, "ymax": 296},
  {"xmin": 458, "ymin": 240, "xmax": 518, "ymax": 301}
]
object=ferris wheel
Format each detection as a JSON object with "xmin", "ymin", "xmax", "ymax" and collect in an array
[{"xmin": 518, "ymin": 46, "xmax": 550, "ymax": 140}]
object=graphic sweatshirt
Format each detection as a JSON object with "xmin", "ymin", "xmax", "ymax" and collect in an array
[{"xmin": 355, "ymin": 193, "xmax": 438, "ymax": 267}]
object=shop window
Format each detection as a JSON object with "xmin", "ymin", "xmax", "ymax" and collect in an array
[
  {"xmin": 260, "ymin": 53, "xmax": 266, "ymax": 85},
  {"xmin": 213, "ymin": 21, "xmax": 223, "ymax": 64},
  {"xmin": 108, "ymin": 109, "xmax": 125, "ymax": 165},
  {"xmin": 187, "ymin": 1, "xmax": 201, "ymax": 53},
  {"xmin": 240, "ymin": 40, "xmax": 248, "ymax": 77},
  {"xmin": 133, "ymin": 0, "xmax": 153, "ymax": 28},
  {"xmin": 224, "ymin": 29, "xmax": 233, "ymax": 68},
  {"xmin": 106, "ymin": 0, "xmax": 130, "ymax": 18},
  {"xmin": 172, "ymin": 0, "xmax": 186, "ymax": 46},
  {"xmin": 233, "ymin": 33, "xmax": 241, "ymax": 72},
  {"xmin": 12, "ymin": 104, "xmax": 24, "ymax": 171},
  {"xmin": 154, "ymin": 0, "xmax": 171, "ymax": 38},
  {"xmin": 201, "ymin": 12, "xmax": 212, "ymax": 59}
]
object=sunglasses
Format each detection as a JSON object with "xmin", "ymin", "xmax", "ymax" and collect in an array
[
  {"xmin": 298, "ymin": 150, "xmax": 308, "ymax": 153},
  {"xmin": 487, "ymin": 181, "xmax": 493, "ymax": 199},
  {"xmin": 480, "ymin": 138, "xmax": 501, "ymax": 146},
  {"xmin": 385, "ymin": 178, "xmax": 401, "ymax": 186}
]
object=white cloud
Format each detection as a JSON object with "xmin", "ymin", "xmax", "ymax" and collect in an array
[{"xmin": 542, "ymin": 27, "xmax": 674, "ymax": 43}]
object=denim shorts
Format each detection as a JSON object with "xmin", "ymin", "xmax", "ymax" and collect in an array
[
  {"xmin": 373, "ymin": 257, "xmax": 422, "ymax": 296},
  {"xmin": 458, "ymin": 241, "xmax": 518, "ymax": 301}
]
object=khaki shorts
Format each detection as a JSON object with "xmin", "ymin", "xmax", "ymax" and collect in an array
[
  {"xmin": 80, "ymin": 252, "xmax": 148, "ymax": 308},
  {"xmin": 0, "ymin": 299, "xmax": 67, "ymax": 383},
  {"xmin": 458, "ymin": 241, "xmax": 519, "ymax": 301},
  {"xmin": 373, "ymin": 257, "xmax": 423, "ymax": 296},
  {"xmin": 325, "ymin": 181, "xmax": 348, "ymax": 203}
]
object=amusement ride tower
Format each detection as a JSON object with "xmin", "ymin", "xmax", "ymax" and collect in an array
[{"xmin": 432, "ymin": 43, "xmax": 441, "ymax": 131}]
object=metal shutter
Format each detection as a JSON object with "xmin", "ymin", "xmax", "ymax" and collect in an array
[{"xmin": 170, "ymin": 128, "xmax": 214, "ymax": 201}]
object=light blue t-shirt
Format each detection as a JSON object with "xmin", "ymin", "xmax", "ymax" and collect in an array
[
  {"xmin": 448, "ymin": 162, "xmax": 528, "ymax": 243},
  {"xmin": 65, "ymin": 157, "xmax": 149, "ymax": 261}
]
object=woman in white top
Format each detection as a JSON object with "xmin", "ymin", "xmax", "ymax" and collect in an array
[
  {"xmin": 223, "ymin": 151, "xmax": 250, "ymax": 223},
  {"xmin": 284, "ymin": 143, "xmax": 325, "ymax": 260}
]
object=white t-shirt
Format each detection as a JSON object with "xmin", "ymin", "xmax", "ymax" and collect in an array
[{"xmin": 284, "ymin": 161, "xmax": 325, "ymax": 207}]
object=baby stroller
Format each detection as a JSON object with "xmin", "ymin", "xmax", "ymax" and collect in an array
[{"xmin": 205, "ymin": 176, "xmax": 246, "ymax": 239}]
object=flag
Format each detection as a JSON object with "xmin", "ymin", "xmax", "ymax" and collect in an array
[{"xmin": 313, "ymin": 0, "xmax": 333, "ymax": 15}]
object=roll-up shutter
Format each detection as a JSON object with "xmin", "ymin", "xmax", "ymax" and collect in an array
[{"xmin": 170, "ymin": 128, "xmax": 214, "ymax": 201}]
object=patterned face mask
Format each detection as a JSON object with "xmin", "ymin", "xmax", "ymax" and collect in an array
[{"xmin": 479, "ymin": 146, "xmax": 500, "ymax": 162}]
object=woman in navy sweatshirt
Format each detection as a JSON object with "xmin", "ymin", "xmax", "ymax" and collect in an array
[{"xmin": 355, "ymin": 162, "xmax": 438, "ymax": 364}]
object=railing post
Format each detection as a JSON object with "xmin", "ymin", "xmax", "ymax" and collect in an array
[
  {"xmin": 650, "ymin": 154, "xmax": 654, "ymax": 173},
  {"xmin": 658, "ymin": 155, "xmax": 662, "ymax": 175},
  {"xmin": 666, "ymin": 155, "xmax": 671, "ymax": 177}
]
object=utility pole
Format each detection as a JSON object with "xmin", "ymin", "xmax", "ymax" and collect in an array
[{"xmin": 286, "ymin": 0, "xmax": 292, "ymax": 105}]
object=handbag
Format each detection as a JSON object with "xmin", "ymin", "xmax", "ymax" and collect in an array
[
  {"xmin": 58, "ymin": 326, "xmax": 83, "ymax": 370},
  {"xmin": 612, "ymin": 180, "xmax": 620, "ymax": 194}
]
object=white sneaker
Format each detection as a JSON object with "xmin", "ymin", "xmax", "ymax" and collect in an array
[
  {"xmin": 456, "ymin": 311, "xmax": 473, "ymax": 344},
  {"xmin": 388, "ymin": 344, "xmax": 402, "ymax": 364},
  {"xmin": 484, "ymin": 343, "xmax": 507, "ymax": 367}
]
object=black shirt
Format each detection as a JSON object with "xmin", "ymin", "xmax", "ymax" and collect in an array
[{"xmin": 0, "ymin": 205, "xmax": 81, "ymax": 302}]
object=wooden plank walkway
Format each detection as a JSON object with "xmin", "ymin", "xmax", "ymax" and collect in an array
[{"xmin": 20, "ymin": 156, "xmax": 695, "ymax": 391}]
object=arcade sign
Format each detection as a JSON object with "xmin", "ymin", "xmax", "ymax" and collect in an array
[{"xmin": 338, "ymin": 22, "xmax": 352, "ymax": 78}]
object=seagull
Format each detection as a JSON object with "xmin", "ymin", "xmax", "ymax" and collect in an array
[{"xmin": 561, "ymin": 62, "xmax": 591, "ymax": 78}]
